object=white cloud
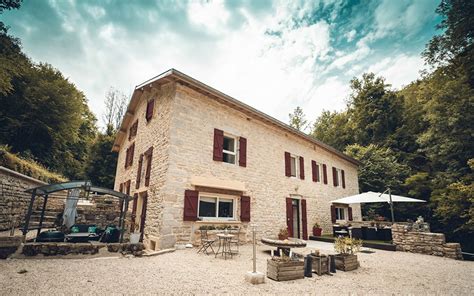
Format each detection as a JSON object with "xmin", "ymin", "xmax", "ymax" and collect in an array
[
  {"xmin": 187, "ymin": 0, "xmax": 231, "ymax": 34},
  {"xmin": 368, "ymin": 54, "xmax": 425, "ymax": 89},
  {"xmin": 345, "ymin": 29, "xmax": 356, "ymax": 42}
]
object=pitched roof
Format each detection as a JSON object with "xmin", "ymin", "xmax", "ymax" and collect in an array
[{"xmin": 113, "ymin": 69, "xmax": 360, "ymax": 166}]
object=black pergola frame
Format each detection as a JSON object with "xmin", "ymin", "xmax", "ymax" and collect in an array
[{"xmin": 23, "ymin": 181, "xmax": 132, "ymax": 243}]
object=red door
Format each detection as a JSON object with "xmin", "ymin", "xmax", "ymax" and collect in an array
[{"xmin": 286, "ymin": 198, "xmax": 293, "ymax": 237}]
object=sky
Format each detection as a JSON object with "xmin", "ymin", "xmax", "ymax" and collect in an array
[{"xmin": 2, "ymin": 0, "xmax": 441, "ymax": 129}]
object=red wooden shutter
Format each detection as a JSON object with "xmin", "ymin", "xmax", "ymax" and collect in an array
[
  {"xmin": 316, "ymin": 163, "xmax": 320, "ymax": 182},
  {"xmin": 126, "ymin": 180, "xmax": 131, "ymax": 195},
  {"xmin": 332, "ymin": 167, "xmax": 338, "ymax": 187},
  {"xmin": 299, "ymin": 156, "xmax": 305, "ymax": 180},
  {"xmin": 323, "ymin": 164, "xmax": 328, "ymax": 184},
  {"xmin": 213, "ymin": 129, "xmax": 224, "ymax": 161},
  {"xmin": 130, "ymin": 143, "xmax": 135, "ymax": 166},
  {"xmin": 146, "ymin": 99, "xmax": 155, "ymax": 122},
  {"xmin": 286, "ymin": 198, "xmax": 293, "ymax": 237},
  {"xmin": 301, "ymin": 199, "xmax": 308, "ymax": 240},
  {"xmin": 144, "ymin": 147, "xmax": 153, "ymax": 186},
  {"xmin": 330, "ymin": 205, "xmax": 336, "ymax": 223},
  {"xmin": 240, "ymin": 196, "xmax": 251, "ymax": 222},
  {"xmin": 136, "ymin": 154, "xmax": 143, "ymax": 189},
  {"xmin": 119, "ymin": 183, "xmax": 123, "ymax": 193},
  {"xmin": 131, "ymin": 193, "xmax": 138, "ymax": 232},
  {"xmin": 341, "ymin": 170, "xmax": 346, "ymax": 189},
  {"xmin": 284, "ymin": 152, "xmax": 291, "ymax": 177},
  {"xmin": 139, "ymin": 192, "xmax": 148, "ymax": 242},
  {"xmin": 124, "ymin": 147, "xmax": 129, "ymax": 168},
  {"xmin": 239, "ymin": 137, "xmax": 247, "ymax": 167},
  {"xmin": 348, "ymin": 206, "xmax": 353, "ymax": 221},
  {"xmin": 183, "ymin": 190, "xmax": 199, "ymax": 221},
  {"xmin": 311, "ymin": 160, "xmax": 317, "ymax": 182}
]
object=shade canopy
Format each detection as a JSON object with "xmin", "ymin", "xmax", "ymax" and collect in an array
[{"xmin": 332, "ymin": 191, "xmax": 426, "ymax": 205}]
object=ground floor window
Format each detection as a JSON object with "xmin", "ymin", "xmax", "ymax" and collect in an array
[
  {"xmin": 335, "ymin": 207, "xmax": 345, "ymax": 220},
  {"xmin": 198, "ymin": 194, "xmax": 235, "ymax": 220}
]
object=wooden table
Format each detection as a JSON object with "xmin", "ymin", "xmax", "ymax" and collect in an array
[
  {"xmin": 215, "ymin": 233, "xmax": 234, "ymax": 260},
  {"xmin": 261, "ymin": 237, "xmax": 306, "ymax": 256}
]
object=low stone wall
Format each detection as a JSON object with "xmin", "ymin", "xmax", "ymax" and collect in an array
[
  {"xmin": 22, "ymin": 242, "xmax": 144, "ymax": 257},
  {"xmin": 0, "ymin": 166, "xmax": 47, "ymax": 231},
  {"xmin": 0, "ymin": 236, "xmax": 22, "ymax": 259},
  {"xmin": 392, "ymin": 224, "xmax": 462, "ymax": 260}
]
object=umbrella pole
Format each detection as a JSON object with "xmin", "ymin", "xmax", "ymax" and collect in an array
[{"xmin": 389, "ymin": 188, "xmax": 395, "ymax": 224}]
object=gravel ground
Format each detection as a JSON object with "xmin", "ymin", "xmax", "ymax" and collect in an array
[{"xmin": 0, "ymin": 243, "xmax": 472, "ymax": 295}]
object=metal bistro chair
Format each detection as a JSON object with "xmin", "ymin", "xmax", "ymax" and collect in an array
[
  {"xmin": 197, "ymin": 229, "xmax": 216, "ymax": 255},
  {"xmin": 229, "ymin": 227, "xmax": 240, "ymax": 255}
]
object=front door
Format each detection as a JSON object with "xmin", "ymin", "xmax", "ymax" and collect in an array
[
  {"xmin": 286, "ymin": 198, "xmax": 300, "ymax": 238},
  {"xmin": 132, "ymin": 191, "xmax": 148, "ymax": 242}
]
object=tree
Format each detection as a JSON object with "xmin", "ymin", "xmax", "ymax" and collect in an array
[
  {"xmin": 348, "ymin": 73, "xmax": 403, "ymax": 147},
  {"xmin": 103, "ymin": 87, "xmax": 128, "ymax": 131},
  {"xmin": 85, "ymin": 126, "xmax": 118, "ymax": 188},
  {"xmin": 0, "ymin": 62, "xmax": 97, "ymax": 179},
  {"xmin": 423, "ymin": 0, "xmax": 474, "ymax": 85},
  {"xmin": 289, "ymin": 106, "xmax": 308, "ymax": 132},
  {"xmin": 311, "ymin": 110, "xmax": 354, "ymax": 151}
]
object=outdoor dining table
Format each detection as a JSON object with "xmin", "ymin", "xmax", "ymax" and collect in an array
[
  {"xmin": 65, "ymin": 232, "xmax": 99, "ymax": 243},
  {"xmin": 215, "ymin": 233, "xmax": 234, "ymax": 260},
  {"xmin": 261, "ymin": 237, "xmax": 307, "ymax": 256}
]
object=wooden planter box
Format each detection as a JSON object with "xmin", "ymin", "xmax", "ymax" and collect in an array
[
  {"xmin": 335, "ymin": 254, "xmax": 359, "ymax": 271},
  {"xmin": 267, "ymin": 259, "xmax": 304, "ymax": 281},
  {"xmin": 310, "ymin": 254, "xmax": 329, "ymax": 276}
]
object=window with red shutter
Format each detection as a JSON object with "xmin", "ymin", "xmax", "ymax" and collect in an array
[
  {"xmin": 136, "ymin": 154, "xmax": 143, "ymax": 189},
  {"xmin": 183, "ymin": 190, "xmax": 199, "ymax": 221},
  {"xmin": 131, "ymin": 193, "xmax": 138, "ymax": 232},
  {"xmin": 348, "ymin": 206, "xmax": 353, "ymax": 221},
  {"xmin": 286, "ymin": 198, "xmax": 293, "ymax": 237},
  {"xmin": 311, "ymin": 160, "xmax": 317, "ymax": 182},
  {"xmin": 119, "ymin": 183, "xmax": 123, "ymax": 193},
  {"xmin": 213, "ymin": 129, "xmax": 224, "ymax": 161},
  {"xmin": 332, "ymin": 167, "xmax": 338, "ymax": 187},
  {"xmin": 144, "ymin": 147, "xmax": 153, "ymax": 186},
  {"xmin": 323, "ymin": 164, "xmax": 328, "ymax": 184},
  {"xmin": 284, "ymin": 152, "xmax": 291, "ymax": 177},
  {"xmin": 238, "ymin": 137, "xmax": 247, "ymax": 167},
  {"xmin": 301, "ymin": 199, "xmax": 308, "ymax": 240},
  {"xmin": 299, "ymin": 156, "xmax": 305, "ymax": 180},
  {"xmin": 341, "ymin": 170, "xmax": 346, "ymax": 189},
  {"xmin": 240, "ymin": 196, "xmax": 251, "ymax": 222},
  {"xmin": 125, "ymin": 180, "xmax": 131, "ymax": 195},
  {"xmin": 146, "ymin": 99, "xmax": 155, "ymax": 122},
  {"xmin": 330, "ymin": 205, "xmax": 336, "ymax": 223}
]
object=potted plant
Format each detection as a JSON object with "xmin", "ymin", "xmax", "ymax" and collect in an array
[
  {"xmin": 278, "ymin": 228, "xmax": 289, "ymax": 240},
  {"xmin": 334, "ymin": 237, "xmax": 362, "ymax": 271},
  {"xmin": 312, "ymin": 223, "xmax": 322, "ymax": 236}
]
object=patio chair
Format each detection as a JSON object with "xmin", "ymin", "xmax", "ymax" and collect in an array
[
  {"xmin": 197, "ymin": 229, "xmax": 216, "ymax": 255},
  {"xmin": 229, "ymin": 227, "xmax": 240, "ymax": 255}
]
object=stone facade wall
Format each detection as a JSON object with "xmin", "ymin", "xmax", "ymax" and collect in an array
[
  {"xmin": 114, "ymin": 81, "xmax": 361, "ymax": 250},
  {"xmin": 0, "ymin": 166, "xmax": 47, "ymax": 231},
  {"xmin": 114, "ymin": 82, "xmax": 176, "ymax": 248},
  {"xmin": 392, "ymin": 224, "xmax": 462, "ymax": 260}
]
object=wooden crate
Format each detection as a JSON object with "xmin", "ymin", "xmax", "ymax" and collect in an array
[
  {"xmin": 310, "ymin": 254, "xmax": 330, "ymax": 276},
  {"xmin": 267, "ymin": 259, "xmax": 305, "ymax": 281},
  {"xmin": 335, "ymin": 254, "xmax": 359, "ymax": 271}
]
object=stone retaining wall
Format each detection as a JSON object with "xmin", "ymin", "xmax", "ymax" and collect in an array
[
  {"xmin": 22, "ymin": 242, "xmax": 144, "ymax": 257},
  {"xmin": 392, "ymin": 223, "xmax": 462, "ymax": 260}
]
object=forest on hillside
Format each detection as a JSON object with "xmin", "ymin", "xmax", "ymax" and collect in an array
[
  {"xmin": 0, "ymin": 1, "xmax": 472, "ymax": 251},
  {"xmin": 289, "ymin": 0, "xmax": 473, "ymax": 252}
]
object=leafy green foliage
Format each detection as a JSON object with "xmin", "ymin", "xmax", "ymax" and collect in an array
[
  {"xmin": 311, "ymin": 110, "xmax": 354, "ymax": 151},
  {"xmin": 84, "ymin": 126, "xmax": 118, "ymax": 188},
  {"xmin": 288, "ymin": 106, "xmax": 308, "ymax": 131}
]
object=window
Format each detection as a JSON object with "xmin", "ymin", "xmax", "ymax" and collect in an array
[
  {"xmin": 335, "ymin": 207, "xmax": 345, "ymax": 220},
  {"xmin": 198, "ymin": 194, "xmax": 235, "ymax": 220},
  {"xmin": 222, "ymin": 135, "xmax": 236, "ymax": 164},
  {"xmin": 290, "ymin": 155, "xmax": 300, "ymax": 177},
  {"xmin": 314, "ymin": 161, "xmax": 323, "ymax": 182},
  {"xmin": 335, "ymin": 168, "xmax": 342, "ymax": 187},
  {"xmin": 146, "ymin": 99, "xmax": 155, "ymax": 122}
]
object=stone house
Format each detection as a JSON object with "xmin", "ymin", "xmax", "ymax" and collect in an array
[{"xmin": 113, "ymin": 69, "xmax": 361, "ymax": 250}]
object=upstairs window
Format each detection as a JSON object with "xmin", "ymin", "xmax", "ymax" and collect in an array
[
  {"xmin": 146, "ymin": 99, "xmax": 155, "ymax": 122},
  {"xmin": 290, "ymin": 155, "xmax": 298, "ymax": 177},
  {"xmin": 223, "ymin": 135, "xmax": 236, "ymax": 164}
]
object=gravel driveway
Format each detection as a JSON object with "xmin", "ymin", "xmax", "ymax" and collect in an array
[{"xmin": 0, "ymin": 242, "xmax": 472, "ymax": 295}]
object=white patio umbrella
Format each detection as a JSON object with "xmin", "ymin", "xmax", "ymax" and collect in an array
[
  {"xmin": 331, "ymin": 188, "xmax": 426, "ymax": 223},
  {"xmin": 63, "ymin": 188, "xmax": 80, "ymax": 228}
]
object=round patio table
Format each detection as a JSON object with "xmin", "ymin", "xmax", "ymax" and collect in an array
[{"xmin": 261, "ymin": 237, "xmax": 306, "ymax": 256}]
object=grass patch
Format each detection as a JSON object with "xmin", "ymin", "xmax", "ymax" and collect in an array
[{"xmin": 0, "ymin": 146, "xmax": 66, "ymax": 183}]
